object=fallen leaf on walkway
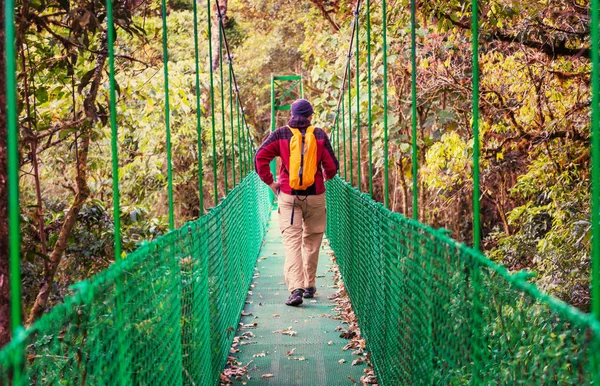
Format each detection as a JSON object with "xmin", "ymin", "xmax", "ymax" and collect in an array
[
  {"xmin": 241, "ymin": 311, "xmax": 252, "ymax": 316},
  {"xmin": 253, "ymin": 351, "xmax": 267, "ymax": 358},
  {"xmin": 328, "ymin": 341, "xmax": 333, "ymax": 345},
  {"xmin": 352, "ymin": 357, "xmax": 366, "ymax": 366},
  {"xmin": 259, "ymin": 293, "xmax": 263, "ymax": 299},
  {"xmin": 288, "ymin": 356, "xmax": 306, "ymax": 361},
  {"xmin": 286, "ymin": 348, "xmax": 296, "ymax": 356},
  {"xmin": 258, "ymin": 256, "xmax": 268, "ymax": 261},
  {"xmin": 248, "ymin": 291, "xmax": 253, "ymax": 295},
  {"xmin": 310, "ymin": 300, "xmax": 317, "ymax": 303},
  {"xmin": 360, "ymin": 374, "xmax": 378, "ymax": 384},
  {"xmin": 239, "ymin": 332, "xmax": 255, "ymax": 340},
  {"xmin": 272, "ymin": 314, "xmax": 280, "ymax": 318},
  {"xmin": 261, "ymin": 374, "xmax": 274, "ymax": 379},
  {"xmin": 338, "ymin": 359, "xmax": 346, "ymax": 364},
  {"xmin": 272, "ymin": 327, "xmax": 297, "ymax": 336},
  {"xmin": 241, "ymin": 323, "xmax": 258, "ymax": 329},
  {"xmin": 339, "ymin": 330, "xmax": 356, "ymax": 339}
]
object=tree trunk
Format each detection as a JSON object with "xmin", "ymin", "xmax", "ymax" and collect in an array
[
  {"xmin": 26, "ymin": 33, "xmax": 108, "ymax": 324},
  {"xmin": 0, "ymin": 0, "xmax": 11, "ymax": 347}
]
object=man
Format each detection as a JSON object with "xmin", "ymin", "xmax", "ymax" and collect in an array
[{"xmin": 255, "ymin": 99, "xmax": 339, "ymax": 306}]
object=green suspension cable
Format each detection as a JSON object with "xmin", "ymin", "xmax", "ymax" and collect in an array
[
  {"xmin": 237, "ymin": 96, "xmax": 243, "ymax": 178},
  {"xmin": 366, "ymin": 0, "xmax": 373, "ymax": 197},
  {"xmin": 348, "ymin": 59, "xmax": 353, "ymax": 187},
  {"xmin": 331, "ymin": 0, "xmax": 360, "ymax": 183},
  {"xmin": 411, "ymin": 0, "xmax": 418, "ymax": 220},
  {"xmin": 193, "ymin": 0, "xmax": 204, "ymax": 212},
  {"xmin": 6, "ymin": 0, "xmax": 22, "ymax": 345},
  {"xmin": 382, "ymin": 0, "xmax": 389, "ymax": 208},
  {"xmin": 216, "ymin": 3, "xmax": 251, "ymax": 181},
  {"xmin": 228, "ymin": 61, "xmax": 236, "ymax": 186},
  {"xmin": 161, "ymin": 0, "xmax": 174, "ymax": 230},
  {"xmin": 591, "ymin": 0, "xmax": 600, "ymax": 319},
  {"xmin": 207, "ymin": 0, "xmax": 218, "ymax": 205},
  {"xmin": 355, "ymin": 6, "xmax": 361, "ymax": 191},
  {"xmin": 218, "ymin": 17, "xmax": 228, "ymax": 195},
  {"xmin": 335, "ymin": 116, "xmax": 340, "ymax": 164},
  {"xmin": 246, "ymin": 113, "xmax": 253, "ymax": 174}
]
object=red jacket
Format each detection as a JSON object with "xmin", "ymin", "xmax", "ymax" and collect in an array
[{"xmin": 254, "ymin": 117, "xmax": 339, "ymax": 195}]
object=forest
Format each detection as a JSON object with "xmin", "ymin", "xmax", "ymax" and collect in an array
[{"xmin": 1, "ymin": 0, "xmax": 594, "ymax": 347}]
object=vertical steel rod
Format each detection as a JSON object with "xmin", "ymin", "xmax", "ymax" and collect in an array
[
  {"xmin": 382, "ymin": 0, "xmax": 389, "ymax": 208},
  {"xmin": 411, "ymin": 0, "xmax": 418, "ymax": 220},
  {"xmin": 161, "ymin": 0, "xmax": 174, "ymax": 229},
  {"xmin": 591, "ymin": 0, "xmax": 600, "ymax": 319}
]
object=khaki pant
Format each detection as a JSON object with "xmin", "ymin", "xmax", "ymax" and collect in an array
[{"xmin": 278, "ymin": 192, "xmax": 326, "ymax": 292}]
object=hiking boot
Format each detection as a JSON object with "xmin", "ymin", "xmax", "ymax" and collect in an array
[
  {"xmin": 285, "ymin": 289, "xmax": 304, "ymax": 306},
  {"xmin": 303, "ymin": 287, "xmax": 316, "ymax": 298}
]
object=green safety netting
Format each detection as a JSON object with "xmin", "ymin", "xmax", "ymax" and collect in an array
[
  {"xmin": 325, "ymin": 176, "xmax": 600, "ymax": 385},
  {"xmin": 0, "ymin": 173, "xmax": 271, "ymax": 385}
]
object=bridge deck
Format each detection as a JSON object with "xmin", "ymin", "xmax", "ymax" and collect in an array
[{"xmin": 229, "ymin": 209, "xmax": 366, "ymax": 385}]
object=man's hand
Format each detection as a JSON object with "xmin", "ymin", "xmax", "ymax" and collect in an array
[{"xmin": 269, "ymin": 182, "xmax": 280, "ymax": 196}]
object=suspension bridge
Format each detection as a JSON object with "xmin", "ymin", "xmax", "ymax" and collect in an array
[{"xmin": 3, "ymin": 0, "xmax": 600, "ymax": 384}]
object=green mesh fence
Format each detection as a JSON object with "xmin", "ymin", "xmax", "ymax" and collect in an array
[
  {"xmin": 0, "ymin": 173, "xmax": 271, "ymax": 385},
  {"xmin": 326, "ymin": 176, "xmax": 600, "ymax": 385}
]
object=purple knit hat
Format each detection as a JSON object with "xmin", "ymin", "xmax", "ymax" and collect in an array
[{"xmin": 291, "ymin": 99, "xmax": 314, "ymax": 118}]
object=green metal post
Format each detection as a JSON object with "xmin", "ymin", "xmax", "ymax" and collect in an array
[
  {"xmin": 366, "ymin": 0, "xmax": 373, "ymax": 197},
  {"xmin": 161, "ymin": 0, "xmax": 174, "ymax": 230},
  {"xmin": 6, "ymin": 0, "xmax": 23, "ymax": 380},
  {"xmin": 207, "ymin": 0, "xmax": 218, "ymax": 205},
  {"xmin": 299, "ymin": 75, "xmax": 304, "ymax": 97},
  {"xmin": 592, "ymin": 0, "xmax": 600, "ymax": 319},
  {"xmin": 355, "ymin": 6, "xmax": 361, "ymax": 191},
  {"xmin": 229, "ymin": 61, "xmax": 236, "ymax": 186},
  {"xmin": 107, "ymin": 0, "xmax": 121, "ymax": 261},
  {"xmin": 348, "ymin": 59, "xmax": 353, "ymax": 187},
  {"xmin": 411, "ymin": 0, "xmax": 418, "ymax": 220},
  {"xmin": 270, "ymin": 75, "xmax": 277, "ymax": 182},
  {"xmin": 382, "ymin": 0, "xmax": 389, "ymax": 208},
  {"xmin": 471, "ymin": 0, "xmax": 483, "ymax": 384},
  {"xmin": 218, "ymin": 19, "xmax": 228, "ymax": 195},
  {"xmin": 193, "ymin": 0, "xmax": 204, "ymax": 212},
  {"xmin": 106, "ymin": 8, "xmax": 129, "ymax": 384},
  {"xmin": 471, "ymin": 1, "xmax": 481, "ymax": 252}
]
